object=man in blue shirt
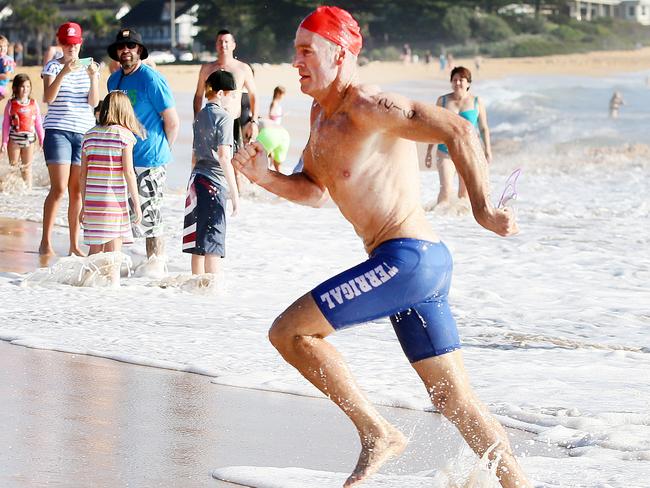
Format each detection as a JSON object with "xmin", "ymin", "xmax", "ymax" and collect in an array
[{"xmin": 107, "ymin": 28, "xmax": 179, "ymax": 263}]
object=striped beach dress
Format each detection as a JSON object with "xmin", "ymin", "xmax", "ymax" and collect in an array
[{"xmin": 82, "ymin": 124, "xmax": 137, "ymax": 245}]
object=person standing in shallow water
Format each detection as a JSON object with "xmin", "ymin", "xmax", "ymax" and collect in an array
[
  {"xmin": 39, "ymin": 22, "xmax": 99, "ymax": 257},
  {"xmin": 233, "ymin": 6, "xmax": 530, "ymax": 488},
  {"xmin": 425, "ymin": 66, "xmax": 492, "ymax": 205},
  {"xmin": 106, "ymin": 28, "xmax": 179, "ymax": 262}
]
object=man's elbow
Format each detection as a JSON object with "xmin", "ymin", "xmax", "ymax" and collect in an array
[{"xmin": 307, "ymin": 189, "xmax": 329, "ymax": 208}]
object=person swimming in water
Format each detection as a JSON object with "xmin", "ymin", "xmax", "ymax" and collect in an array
[
  {"xmin": 233, "ymin": 7, "xmax": 530, "ymax": 488},
  {"xmin": 425, "ymin": 66, "xmax": 492, "ymax": 206}
]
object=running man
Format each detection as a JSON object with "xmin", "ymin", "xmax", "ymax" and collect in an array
[{"xmin": 233, "ymin": 7, "xmax": 531, "ymax": 488}]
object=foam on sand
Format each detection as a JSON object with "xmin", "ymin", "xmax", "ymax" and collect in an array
[{"xmin": 22, "ymin": 252, "xmax": 131, "ymax": 288}]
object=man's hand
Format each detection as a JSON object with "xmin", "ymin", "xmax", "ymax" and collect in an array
[
  {"xmin": 232, "ymin": 141, "xmax": 270, "ymax": 184},
  {"xmin": 484, "ymin": 206, "xmax": 519, "ymax": 237},
  {"xmin": 243, "ymin": 121, "xmax": 259, "ymax": 143}
]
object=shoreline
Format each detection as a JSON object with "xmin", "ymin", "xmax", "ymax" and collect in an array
[
  {"xmin": 0, "ymin": 339, "xmax": 564, "ymax": 487},
  {"xmin": 9, "ymin": 46, "xmax": 650, "ymax": 103}
]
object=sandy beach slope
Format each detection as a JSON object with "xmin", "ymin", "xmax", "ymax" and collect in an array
[{"xmin": 11, "ymin": 46, "xmax": 650, "ymax": 104}]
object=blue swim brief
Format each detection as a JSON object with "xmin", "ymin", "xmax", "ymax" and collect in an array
[{"xmin": 311, "ymin": 238, "xmax": 461, "ymax": 363}]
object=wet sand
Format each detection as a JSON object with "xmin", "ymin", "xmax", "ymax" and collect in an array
[
  {"xmin": 0, "ymin": 217, "xmax": 73, "ymax": 272},
  {"xmin": 0, "ymin": 340, "xmax": 563, "ymax": 487}
]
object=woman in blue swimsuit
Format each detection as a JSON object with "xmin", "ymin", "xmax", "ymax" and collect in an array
[{"xmin": 425, "ymin": 66, "xmax": 492, "ymax": 205}]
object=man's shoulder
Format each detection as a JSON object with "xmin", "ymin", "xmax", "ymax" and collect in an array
[
  {"xmin": 345, "ymin": 83, "xmax": 383, "ymax": 116},
  {"xmin": 199, "ymin": 61, "xmax": 220, "ymax": 75}
]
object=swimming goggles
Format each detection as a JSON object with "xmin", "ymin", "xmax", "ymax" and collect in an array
[{"xmin": 497, "ymin": 168, "xmax": 522, "ymax": 209}]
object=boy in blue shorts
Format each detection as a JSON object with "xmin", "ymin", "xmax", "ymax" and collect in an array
[{"xmin": 183, "ymin": 70, "xmax": 240, "ymax": 274}]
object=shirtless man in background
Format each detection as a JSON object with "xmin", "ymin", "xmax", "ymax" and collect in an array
[
  {"xmin": 193, "ymin": 30, "xmax": 258, "ymax": 143},
  {"xmin": 233, "ymin": 7, "xmax": 531, "ymax": 488}
]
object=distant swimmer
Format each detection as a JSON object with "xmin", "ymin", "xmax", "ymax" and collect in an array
[
  {"xmin": 233, "ymin": 6, "xmax": 530, "ymax": 488},
  {"xmin": 425, "ymin": 66, "xmax": 492, "ymax": 205},
  {"xmin": 609, "ymin": 91, "xmax": 624, "ymax": 119}
]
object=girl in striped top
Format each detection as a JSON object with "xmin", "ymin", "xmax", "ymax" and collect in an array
[
  {"xmin": 80, "ymin": 91, "xmax": 143, "ymax": 256},
  {"xmin": 39, "ymin": 22, "xmax": 100, "ymax": 258}
]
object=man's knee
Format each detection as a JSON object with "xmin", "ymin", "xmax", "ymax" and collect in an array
[{"xmin": 268, "ymin": 315, "xmax": 295, "ymax": 351}]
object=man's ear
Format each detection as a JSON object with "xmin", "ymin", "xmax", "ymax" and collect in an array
[{"xmin": 335, "ymin": 46, "xmax": 346, "ymax": 65}]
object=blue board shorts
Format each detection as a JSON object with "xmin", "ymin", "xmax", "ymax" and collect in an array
[
  {"xmin": 182, "ymin": 173, "xmax": 226, "ymax": 256},
  {"xmin": 311, "ymin": 238, "xmax": 461, "ymax": 363}
]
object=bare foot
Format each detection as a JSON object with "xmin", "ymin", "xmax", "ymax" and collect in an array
[
  {"xmin": 39, "ymin": 243, "xmax": 55, "ymax": 256},
  {"xmin": 343, "ymin": 426, "xmax": 407, "ymax": 487},
  {"xmin": 69, "ymin": 248, "xmax": 86, "ymax": 257}
]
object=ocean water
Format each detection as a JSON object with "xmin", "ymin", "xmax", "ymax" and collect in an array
[{"xmin": 1, "ymin": 70, "xmax": 649, "ymax": 487}]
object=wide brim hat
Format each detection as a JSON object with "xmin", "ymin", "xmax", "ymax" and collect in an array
[{"xmin": 107, "ymin": 28, "xmax": 149, "ymax": 61}]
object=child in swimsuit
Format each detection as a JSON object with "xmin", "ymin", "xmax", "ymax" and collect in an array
[
  {"xmin": 1, "ymin": 74, "xmax": 44, "ymax": 189},
  {"xmin": 425, "ymin": 66, "xmax": 492, "ymax": 205},
  {"xmin": 0, "ymin": 35, "xmax": 15, "ymax": 100},
  {"xmin": 268, "ymin": 85, "xmax": 285, "ymax": 124}
]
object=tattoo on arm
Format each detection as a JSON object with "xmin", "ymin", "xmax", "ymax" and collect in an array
[{"xmin": 377, "ymin": 97, "xmax": 415, "ymax": 119}]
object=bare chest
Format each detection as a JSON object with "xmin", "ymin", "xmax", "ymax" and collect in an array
[{"xmin": 306, "ymin": 112, "xmax": 367, "ymax": 183}]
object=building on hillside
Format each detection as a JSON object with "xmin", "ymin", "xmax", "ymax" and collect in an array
[
  {"xmin": 118, "ymin": 0, "xmax": 198, "ymax": 51},
  {"xmin": 0, "ymin": 2, "xmax": 130, "ymax": 64},
  {"xmin": 618, "ymin": 0, "xmax": 650, "ymax": 24},
  {"xmin": 567, "ymin": 0, "xmax": 650, "ymax": 25}
]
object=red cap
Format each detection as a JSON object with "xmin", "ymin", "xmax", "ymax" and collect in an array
[
  {"xmin": 57, "ymin": 22, "xmax": 83, "ymax": 45},
  {"xmin": 299, "ymin": 6, "xmax": 362, "ymax": 56}
]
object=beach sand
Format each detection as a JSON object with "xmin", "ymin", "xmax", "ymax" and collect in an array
[
  {"xmin": 11, "ymin": 45, "xmax": 650, "ymax": 105},
  {"xmin": 0, "ymin": 340, "xmax": 563, "ymax": 487},
  {"xmin": 1, "ymin": 48, "xmax": 648, "ymax": 487}
]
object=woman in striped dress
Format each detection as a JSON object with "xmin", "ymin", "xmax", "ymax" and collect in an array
[
  {"xmin": 39, "ymin": 22, "xmax": 99, "ymax": 257},
  {"xmin": 80, "ymin": 91, "xmax": 143, "ymax": 255}
]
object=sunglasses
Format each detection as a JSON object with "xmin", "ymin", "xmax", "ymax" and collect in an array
[
  {"xmin": 497, "ymin": 168, "xmax": 522, "ymax": 209},
  {"xmin": 116, "ymin": 42, "xmax": 138, "ymax": 50}
]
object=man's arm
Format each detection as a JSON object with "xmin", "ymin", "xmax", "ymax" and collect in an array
[
  {"xmin": 193, "ymin": 65, "xmax": 208, "ymax": 117},
  {"xmin": 366, "ymin": 90, "xmax": 516, "ymax": 236},
  {"xmin": 232, "ymin": 142, "xmax": 328, "ymax": 207},
  {"xmin": 242, "ymin": 63, "xmax": 259, "ymax": 140},
  {"xmin": 161, "ymin": 107, "xmax": 179, "ymax": 147}
]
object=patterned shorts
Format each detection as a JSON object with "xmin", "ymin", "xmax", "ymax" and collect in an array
[
  {"xmin": 9, "ymin": 131, "xmax": 36, "ymax": 148},
  {"xmin": 129, "ymin": 166, "xmax": 166, "ymax": 238}
]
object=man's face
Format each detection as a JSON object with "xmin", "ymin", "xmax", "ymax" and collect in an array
[
  {"xmin": 117, "ymin": 42, "xmax": 141, "ymax": 69},
  {"xmin": 292, "ymin": 28, "xmax": 338, "ymax": 96},
  {"xmin": 216, "ymin": 34, "xmax": 235, "ymax": 57}
]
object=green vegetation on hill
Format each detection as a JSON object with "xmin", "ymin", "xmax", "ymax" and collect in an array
[{"xmin": 5, "ymin": 1, "xmax": 650, "ymax": 63}]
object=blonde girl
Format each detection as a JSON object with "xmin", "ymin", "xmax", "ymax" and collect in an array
[
  {"xmin": 1, "ymin": 74, "xmax": 44, "ymax": 189},
  {"xmin": 80, "ymin": 91, "xmax": 144, "ymax": 256}
]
